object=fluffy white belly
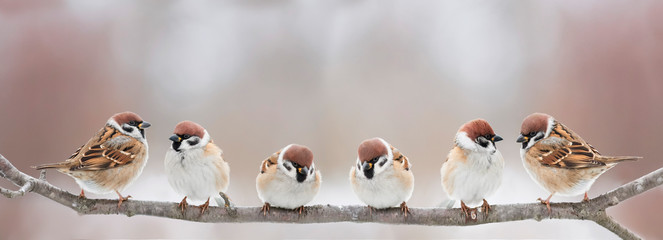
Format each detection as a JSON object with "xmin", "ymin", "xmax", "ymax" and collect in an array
[
  {"xmin": 165, "ymin": 150, "xmax": 228, "ymax": 202},
  {"xmin": 351, "ymin": 167, "xmax": 413, "ymax": 209},
  {"xmin": 442, "ymin": 151, "xmax": 503, "ymax": 207},
  {"xmin": 257, "ymin": 172, "xmax": 319, "ymax": 209}
]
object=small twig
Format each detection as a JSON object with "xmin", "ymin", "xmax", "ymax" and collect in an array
[
  {"xmin": 591, "ymin": 211, "xmax": 641, "ymax": 240},
  {"xmin": 0, "ymin": 181, "xmax": 33, "ymax": 198}
]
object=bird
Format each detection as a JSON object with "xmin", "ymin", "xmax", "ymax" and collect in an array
[
  {"xmin": 350, "ymin": 137, "xmax": 414, "ymax": 216},
  {"xmin": 517, "ymin": 113, "xmax": 641, "ymax": 212},
  {"xmin": 440, "ymin": 119, "xmax": 504, "ymax": 218},
  {"xmin": 34, "ymin": 111, "xmax": 150, "ymax": 208},
  {"xmin": 164, "ymin": 121, "xmax": 230, "ymax": 214},
  {"xmin": 256, "ymin": 144, "xmax": 321, "ymax": 215}
]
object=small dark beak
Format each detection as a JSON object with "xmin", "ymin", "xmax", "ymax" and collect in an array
[
  {"xmin": 139, "ymin": 121, "xmax": 151, "ymax": 129},
  {"xmin": 299, "ymin": 166, "xmax": 310, "ymax": 174},
  {"xmin": 169, "ymin": 134, "xmax": 182, "ymax": 142},
  {"xmin": 516, "ymin": 135, "xmax": 527, "ymax": 143},
  {"xmin": 492, "ymin": 135, "xmax": 503, "ymax": 142}
]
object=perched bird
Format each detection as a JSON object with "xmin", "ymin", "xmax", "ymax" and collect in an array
[
  {"xmin": 441, "ymin": 119, "xmax": 504, "ymax": 217},
  {"xmin": 256, "ymin": 144, "xmax": 321, "ymax": 215},
  {"xmin": 35, "ymin": 111, "xmax": 150, "ymax": 208},
  {"xmin": 350, "ymin": 137, "xmax": 414, "ymax": 216},
  {"xmin": 517, "ymin": 113, "xmax": 640, "ymax": 212},
  {"xmin": 165, "ymin": 121, "xmax": 230, "ymax": 214}
]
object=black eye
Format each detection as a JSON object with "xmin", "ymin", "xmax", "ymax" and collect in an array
[
  {"xmin": 129, "ymin": 121, "xmax": 137, "ymax": 126},
  {"xmin": 182, "ymin": 134, "xmax": 190, "ymax": 139}
]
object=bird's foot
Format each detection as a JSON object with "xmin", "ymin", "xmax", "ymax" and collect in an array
[
  {"xmin": 400, "ymin": 201, "xmax": 411, "ymax": 217},
  {"xmin": 178, "ymin": 196, "xmax": 188, "ymax": 213},
  {"xmin": 261, "ymin": 202, "xmax": 271, "ymax": 216}
]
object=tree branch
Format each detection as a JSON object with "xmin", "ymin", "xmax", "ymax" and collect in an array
[{"xmin": 1, "ymin": 154, "xmax": 659, "ymax": 239}]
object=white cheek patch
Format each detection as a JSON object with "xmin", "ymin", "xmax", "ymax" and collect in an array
[{"xmin": 455, "ymin": 132, "xmax": 478, "ymax": 151}]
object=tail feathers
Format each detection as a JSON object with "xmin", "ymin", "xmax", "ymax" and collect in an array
[
  {"xmin": 600, "ymin": 156, "xmax": 642, "ymax": 164},
  {"xmin": 33, "ymin": 162, "xmax": 68, "ymax": 170}
]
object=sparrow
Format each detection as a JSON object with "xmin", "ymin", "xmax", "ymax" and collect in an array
[
  {"xmin": 350, "ymin": 137, "xmax": 414, "ymax": 216},
  {"xmin": 517, "ymin": 113, "xmax": 640, "ymax": 212},
  {"xmin": 256, "ymin": 144, "xmax": 321, "ymax": 215},
  {"xmin": 440, "ymin": 119, "xmax": 504, "ymax": 218},
  {"xmin": 34, "ymin": 111, "xmax": 150, "ymax": 208},
  {"xmin": 164, "ymin": 121, "xmax": 230, "ymax": 214}
]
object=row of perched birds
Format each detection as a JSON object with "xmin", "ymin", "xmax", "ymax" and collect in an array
[{"xmin": 35, "ymin": 112, "xmax": 640, "ymax": 217}]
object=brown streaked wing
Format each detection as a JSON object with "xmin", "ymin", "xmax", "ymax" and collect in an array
[
  {"xmin": 391, "ymin": 146, "xmax": 410, "ymax": 171},
  {"xmin": 71, "ymin": 129, "xmax": 141, "ymax": 171},
  {"xmin": 533, "ymin": 136, "xmax": 605, "ymax": 169},
  {"xmin": 260, "ymin": 152, "xmax": 279, "ymax": 174}
]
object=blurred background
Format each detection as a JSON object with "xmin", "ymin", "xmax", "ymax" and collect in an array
[{"xmin": 1, "ymin": 0, "xmax": 662, "ymax": 239}]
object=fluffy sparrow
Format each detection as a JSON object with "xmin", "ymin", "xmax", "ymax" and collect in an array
[
  {"xmin": 517, "ymin": 113, "xmax": 640, "ymax": 212},
  {"xmin": 35, "ymin": 111, "xmax": 150, "ymax": 208},
  {"xmin": 441, "ymin": 119, "xmax": 504, "ymax": 218},
  {"xmin": 350, "ymin": 137, "xmax": 414, "ymax": 216},
  {"xmin": 165, "ymin": 121, "xmax": 230, "ymax": 214},
  {"xmin": 256, "ymin": 144, "xmax": 321, "ymax": 215}
]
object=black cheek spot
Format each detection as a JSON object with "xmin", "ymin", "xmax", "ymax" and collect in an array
[
  {"xmin": 533, "ymin": 135, "xmax": 543, "ymax": 142},
  {"xmin": 379, "ymin": 158, "xmax": 387, "ymax": 167},
  {"xmin": 123, "ymin": 126, "xmax": 134, "ymax": 133},
  {"xmin": 283, "ymin": 163, "xmax": 292, "ymax": 171},
  {"xmin": 187, "ymin": 139, "xmax": 199, "ymax": 146}
]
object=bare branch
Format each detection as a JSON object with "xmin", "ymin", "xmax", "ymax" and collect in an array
[
  {"xmin": 0, "ymin": 154, "xmax": 659, "ymax": 239},
  {"xmin": 0, "ymin": 181, "xmax": 33, "ymax": 198},
  {"xmin": 591, "ymin": 211, "xmax": 641, "ymax": 240}
]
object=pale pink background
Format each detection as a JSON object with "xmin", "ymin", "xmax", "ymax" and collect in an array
[{"xmin": 1, "ymin": 1, "xmax": 662, "ymax": 239}]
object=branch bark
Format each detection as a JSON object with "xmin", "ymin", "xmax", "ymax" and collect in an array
[{"xmin": 1, "ymin": 154, "xmax": 660, "ymax": 239}]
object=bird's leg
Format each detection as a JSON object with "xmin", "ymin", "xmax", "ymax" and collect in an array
[
  {"xmin": 460, "ymin": 201, "xmax": 470, "ymax": 217},
  {"xmin": 537, "ymin": 193, "xmax": 554, "ymax": 214},
  {"xmin": 261, "ymin": 202, "xmax": 271, "ymax": 216},
  {"xmin": 583, "ymin": 192, "xmax": 590, "ymax": 202},
  {"xmin": 78, "ymin": 189, "xmax": 86, "ymax": 199},
  {"xmin": 400, "ymin": 201, "xmax": 411, "ymax": 217},
  {"xmin": 114, "ymin": 190, "xmax": 131, "ymax": 209},
  {"xmin": 178, "ymin": 196, "xmax": 188, "ymax": 213},
  {"xmin": 295, "ymin": 206, "xmax": 305, "ymax": 215},
  {"xmin": 196, "ymin": 197, "xmax": 210, "ymax": 214},
  {"xmin": 460, "ymin": 201, "xmax": 477, "ymax": 220},
  {"xmin": 481, "ymin": 199, "xmax": 491, "ymax": 214},
  {"xmin": 367, "ymin": 205, "xmax": 376, "ymax": 217}
]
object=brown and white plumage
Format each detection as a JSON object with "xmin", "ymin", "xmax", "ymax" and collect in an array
[
  {"xmin": 441, "ymin": 119, "xmax": 504, "ymax": 217},
  {"xmin": 350, "ymin": 137, "xmax": 414, "ymax": 216},
  {"xmin": 35, "ymin": 112, "xmax": 150, "ymax": 207},
  {"xmin": 517, "ymin": 113, "xmax": 640, "ymax": 211},
  {"xmin": 164, "ymin": 121, "xmax": 230, "ymax": 214},
  {"xmin": 256, "ymin": 144, "xmax": 321, "ymax": 215}
]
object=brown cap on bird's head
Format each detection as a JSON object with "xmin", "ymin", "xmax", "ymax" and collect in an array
[
  {"xmin": 520, "ymin": 113, "xmax": 551, "ymax": 135},
  {"xmin": 111, "ymin": 111, "xmax": 145, "ymax": 125},
  {"xmin": 173, "ymin": 121, "xmax": 206, "ymax": 138},
  {"xmin": 358, "ymin": 137, "xmax": 389, "ymax": 163},
  {"xmin": 459, "ymin": 119, "xmax": 496, "ymax": 140},
  {"xmin": 282, "ymin": 144, "xmax": 314, "ymax": 167}
]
